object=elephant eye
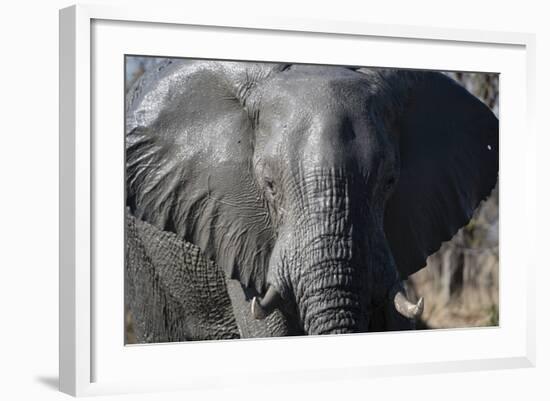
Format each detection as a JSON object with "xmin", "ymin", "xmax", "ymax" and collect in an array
[
  {"xmin": 384, "ymin": 176, "xmax": 396, "ymax": 191},
  {"xmin": 264, "ymin": 178, "xmax": 276, "ymax": 195}
]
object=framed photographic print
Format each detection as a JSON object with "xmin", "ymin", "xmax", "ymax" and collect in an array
[{"xmin": 59, "ymin": 4, "xmax": 536, "ymax": 397}]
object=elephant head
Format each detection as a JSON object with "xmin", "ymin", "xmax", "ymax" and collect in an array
[{"xmin": 126, "ymin": 60, "xmax": 498, "ymax": 336}]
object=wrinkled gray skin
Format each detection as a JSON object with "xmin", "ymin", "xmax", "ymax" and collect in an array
[{"xmin": 126, "ymin": 60, "xmax": 498, "ymax": 339}]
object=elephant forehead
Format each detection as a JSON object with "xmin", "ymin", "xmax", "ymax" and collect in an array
[
  {"xmin": 257, "ymin": 79, "xmax": 389, "ymax": 168},
  {"xmin": 257, "ymin": 78, "xmax": 375, "ymax": 150},
  {"xmin": 264, "ymin": 72, "xmax": 369, "ymax": 109}
]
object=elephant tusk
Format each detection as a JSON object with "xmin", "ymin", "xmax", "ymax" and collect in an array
[
  {"xmin": 251, "ymin": 286, "xmax": 281, "ymax": 320},
  {"xmin": 251, "ymin": 297, "xmax": 268, "ymax": 320},
  {"xmin": 394, "ymin": 291, "xmax": 424, "ymax": 319}
]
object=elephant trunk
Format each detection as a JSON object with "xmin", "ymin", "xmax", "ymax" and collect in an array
[
  {"xmin": 296, "ymin": 255, "xmax": 361, "ymax": 335},
  {"xmin": 255, "ymin": 233, "xmax": 362, "ymax": 334},
  {"xmin": 285, "ymin": 169, "xmax": 363, "ymax": 335}
]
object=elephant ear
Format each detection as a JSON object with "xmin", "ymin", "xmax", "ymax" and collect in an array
[
  {"xmin": 382, "ymin": 71, "xmax": 498, "ymax": 278},
  {"xmin": 126, "ymin": 59, "xmax": 283, "ymax": 293}
]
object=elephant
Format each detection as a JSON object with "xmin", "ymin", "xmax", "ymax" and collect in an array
[{"xmin": 125, "ymin": 59, "xmax": 498, "ymax": 342}]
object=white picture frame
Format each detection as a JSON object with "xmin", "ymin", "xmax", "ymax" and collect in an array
[{"xmin": 59, "ymin": 4, "xmax": 536, "ymax": 397}]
